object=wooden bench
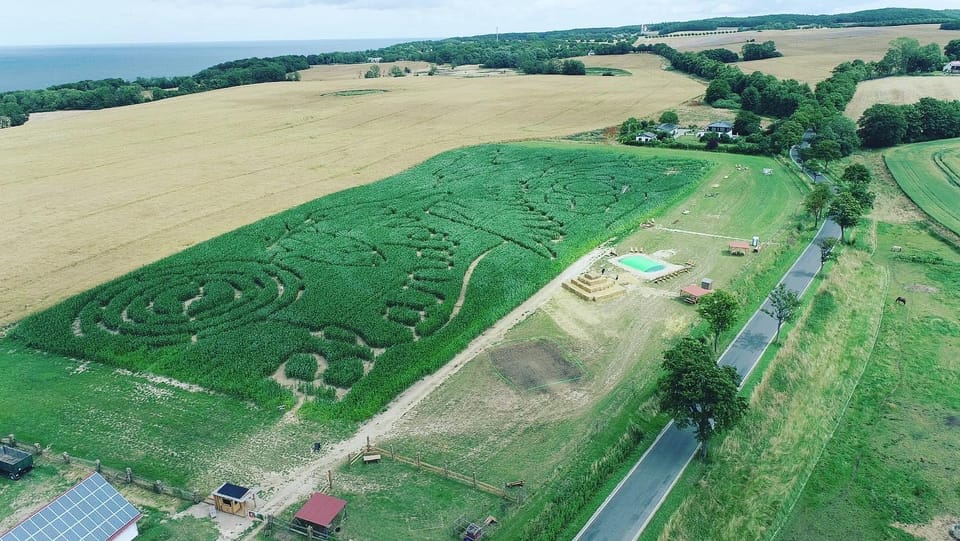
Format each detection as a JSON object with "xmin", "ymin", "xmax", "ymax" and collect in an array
[{"xmin": 362, "ymin": 454, "xmax": 381, "ymax": 464}]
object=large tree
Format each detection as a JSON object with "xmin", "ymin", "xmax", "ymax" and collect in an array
[
  {"xmin": 733, "ymin": 109, "xmax": 762, "ymax": 137},
  {"xmin": 697, "ymin": 290, "xmax": 740, "ymax": 353},
  {"xmin": 828, "ymin": 192, "xmax": 865, "ymax": 242},
  {"xmin": 818, "ymin": 237, "xmax": 839, "ymax": 268},
  {"xmin": 858, "ymin": 103, "xmax": 908, "ymax": 148},
  {"xmin": 947, "ymin": 39, "xmax": 960, "ymax": 61},
  {"xmin": 658, "ymin": 337, "xmax": 747, "ymax": 459},
  {"xmin": 658, "ymin": 110, "xmax": 680, "ymax": 125},
  {"xmin": 840, "ymin": 163, "xmax": 871, "ymax": 185},
  {"xmin": 804, "ymin": 182, "xmax": 834, "ymax": 227},
  {"xmin": 705, "ymin": 78, "xmax": 731, "ymax": 104},
  {"xmin": 762, "ymin": 284, "xmax": 802, "ymax": 344}
]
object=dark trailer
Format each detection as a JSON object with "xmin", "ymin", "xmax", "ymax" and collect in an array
[{"xmin": 0, "ymin": 445, "xmax": 33, "ymax": 480}]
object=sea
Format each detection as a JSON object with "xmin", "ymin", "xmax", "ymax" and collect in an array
[{"xmin": 0, "ymin": 39, "xmax": 416, "ymax": 93}]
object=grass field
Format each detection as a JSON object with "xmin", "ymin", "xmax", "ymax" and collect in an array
[
  {"xmin": 778, "ymin": 222, "xmax": 960, "ymax": 540},
  {"xmin": 0, "ymin": 345, "xmax": 335, "ymax": 490},
  {"xmin": 660, "ymin": 24, "xmax": 960, "ymax": 84},
  {"xmin": 0, "ymin": 53, "xmax": 703, "ymax": 327},
  {"xmin": 885, "ymin": 139, "xmax": 960, "ymax": 237},
  {"xmin": 10, "ymin": 143, "xmax": 710, "ymax": 419},
  {"xmin": 331, "ymin": 148, "xmax": 811, "ymax": 540},
  {"xmin": 845, "ymin": 76, "xmax": 960, "ymax": 121}
]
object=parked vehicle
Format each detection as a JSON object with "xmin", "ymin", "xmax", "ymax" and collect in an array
[{"xmin": 0, "ymin": 445, "xmax": 33, "ymax": 480}]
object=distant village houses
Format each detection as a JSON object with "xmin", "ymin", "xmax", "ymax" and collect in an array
[{"xmin": 944, "ymin": 61, "xmax": 960, "ymax": 74}]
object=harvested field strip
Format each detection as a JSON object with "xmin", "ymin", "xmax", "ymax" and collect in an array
[
  {"xmin": 885, "ymin": 139, "xmax": 960, "ymax": 236},
  {"xmin": 11, "ymin": 143, "xmax": 712, "ymax": 421}
]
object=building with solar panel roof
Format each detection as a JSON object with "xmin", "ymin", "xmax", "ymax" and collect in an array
[{"xmin": 1, "ymin": 472, "xmax": 141, "ymax": 541}]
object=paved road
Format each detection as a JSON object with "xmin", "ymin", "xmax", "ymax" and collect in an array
[{"xmin": 575, "ymin": 166, "xmax": 840, "ymax": 540}]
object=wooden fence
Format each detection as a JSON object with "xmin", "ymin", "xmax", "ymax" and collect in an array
[
  {"xmin": 352, "ymin": 442, "xmax": 523, "ymax": 504},
  {"xmin": 253, "ymin": 514, "xmax": 337, "ymax": 540},
  {"xmin": 0, "ymin": 434, "xmax": 202, "ymax": 504}
]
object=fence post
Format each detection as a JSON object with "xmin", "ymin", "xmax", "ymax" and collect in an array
[
  {"xmin": 62, "ymin": 452, "xmax": 70, "ymax": 464},
  {"xmin": 155, "ymin": 480, "xmax": 164, "ymax": 494},
  {"xmin": 7, "ymin": 434, "xmax": 14, "ymax": 446},
  {"xmin": 307, "ymin": 525, "xmax": 314, "ymax": 540},
  {"xmin": 327, "ymin": 470, "xmax": 333, "ymax": 492},
  {"xmin": 95, "ymin": 459, "xmax": 101, "ymax": 473},
  {"xmin": 193, "ymin": 490, "xmax": 201, "ymax": 504},
  {"xmin": 125, "ymin": 468, "xmax": 132, "ymax": 484},
  {"xmin": 473, "ymin": 473, "xmax": 477, "ymax": 488},
  {"xmin": 417, "ymin": 452, "xmax": 421, "ymax": 469},
  {"xmin": 34, "ymin": 443, "xmax": 42, "ymax": 456}
]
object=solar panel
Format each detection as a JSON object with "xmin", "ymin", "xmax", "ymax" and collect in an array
[{"xmin": 0, "ymin": 472, "xmax": 141, "ymax": 541}]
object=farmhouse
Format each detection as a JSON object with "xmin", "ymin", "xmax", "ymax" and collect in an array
[
  {"xmin": 656, "ymin": 123, "xmax": 679, "ymax": 137},
  {"xmin": 944, "ymin": 61, "xmax": 960, "ymax": 74},
  {"xmin": 0, "ymin": 472, "xmax": 141, "ymax": 541},
  {"xmin": 294, "ymin": 493, "xmax": 348, "ymax": 535},
  {"xmin": 635, "ymin": 131, "xmax": 658, "ymax": 143},
  {"xmin": 706, "ymin": 121, "xmax": 734, "ymax": 135}
]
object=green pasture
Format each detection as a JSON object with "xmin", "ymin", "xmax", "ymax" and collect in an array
[
  {"xmin": 885, "ymin": 139, "xmax": 960, "ymax": 236},
  {"xmin": 778, "ymin": 222, "xmax": 960, "ymax": 540},
  {"xmin": 10, "ymin": 142, "xmax": 710, "ymax": 423}
]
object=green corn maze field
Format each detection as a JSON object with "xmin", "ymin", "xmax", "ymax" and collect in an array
[{"xmin": 13, "ymin": 143, "xmax": 712, "ymax": 421}]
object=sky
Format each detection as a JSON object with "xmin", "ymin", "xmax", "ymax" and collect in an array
[{"xmin": 3, "ymin": 0, "xmax": 958, "ymax": 46}]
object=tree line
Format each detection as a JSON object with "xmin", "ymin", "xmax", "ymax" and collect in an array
[
  {"xmin": 0, "ymin": 56, "xmax": 307, "ymax": 127},
  {"xmin": 650, "ymin": 8, "xmax": 960, "ymax": 35},
  {"xmin": 622, "ymin": 36, "xmax": 959, "ymax": 157}
]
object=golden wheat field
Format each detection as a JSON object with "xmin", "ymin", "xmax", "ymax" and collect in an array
[
  {"xmin": 844, "ymin": 76, "xmax": 960, "ymax": 120},
  {"xmin": 659, "ymin": 24, "xmax": 960, "ymax": 84},
  {"xmin": 0, "ymin": 54, "xmax": 704, "ymax": 325}
]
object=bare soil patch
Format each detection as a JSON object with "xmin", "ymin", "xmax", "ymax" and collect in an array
[
  {"xmin": 893, "ymin": 515, "xmax": 960, "ymax": 541},
  {"xmin": 906, "ymin": 283, "xmax": 940, "ymax": 294},
  {"xmin": 490, "ymin": 339, "xmax": 583, "ymax": 391}
]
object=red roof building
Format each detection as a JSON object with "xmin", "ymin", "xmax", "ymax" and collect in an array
[
  {"xmin": 295, "ymin": 493, "xmax": 348, "ymax": 531},
  {"xmin": 680, "ymin": 285, "xmax": 712, "ymax": 304}
]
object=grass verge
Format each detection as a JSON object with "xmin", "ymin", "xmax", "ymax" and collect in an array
[{"xmin": 777, "ymin": 221, "xmax": 960, "ymax": 539}]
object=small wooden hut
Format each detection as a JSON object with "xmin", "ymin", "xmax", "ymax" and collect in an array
[
  {"xmin": 728, "ymin": 241, "xmax": 751, "ymax": 256},
  {"xmin": 212, "ymin": 483, "xmax": 255, "ymax": 516},
  {"xmin": 680, "ymin": 285, "xmax": 711, "ymax": 304},
  {"xmin": 295, "ymin": 492, "xmax": 348, "ymax": 535}
]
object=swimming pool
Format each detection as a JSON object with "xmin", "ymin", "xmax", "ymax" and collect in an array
[{"xmin": 617, "ymin": 254, "xmax": 666, "ymax": 273}]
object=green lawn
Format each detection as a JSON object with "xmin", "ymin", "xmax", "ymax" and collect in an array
[{"xmin": 885, "ymin": 138, "xmax": 960, "ymax": 236}]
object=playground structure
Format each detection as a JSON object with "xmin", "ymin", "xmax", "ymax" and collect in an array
[{"xmin": 563, "ymin": 271, "xmax": 625, "ymax": 301}]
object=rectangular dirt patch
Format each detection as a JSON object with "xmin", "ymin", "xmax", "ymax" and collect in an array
[{"xmin": 490, "ymin": 339, "xmax": 583, "ymax": 391}]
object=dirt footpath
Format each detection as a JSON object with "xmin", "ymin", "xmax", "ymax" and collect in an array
[{"xmin": 189, "ymin": 246, "xmax": 609, "ymax": 540}]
